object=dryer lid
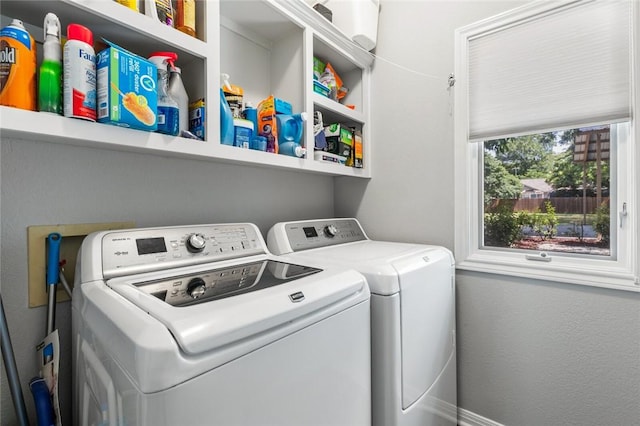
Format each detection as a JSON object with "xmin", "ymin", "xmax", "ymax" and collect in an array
[
  {"xmin": 107, "ymin": 259, "xmax": 369, "ymax": 355},
  {"xmin": 277, "ymin": 241, "xmax": 451, "ymax": 295}
]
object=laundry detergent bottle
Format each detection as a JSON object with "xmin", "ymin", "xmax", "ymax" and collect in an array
[
  {"xmin": 277, "ymin": 112, "xmax": 307, "ymax": 157},
  {"xmin": 0, "ymin": 19, "xmax": 37, "ymax": 110},
  {"xmin": 220, "ymin": 88, "xmax": 234, "ymax": 145},
  {"xmin": 148, "ymin": 52, "xmax": 179, "ymax": 136},
  {"xmin": 38, "ymin": 13, "xmax": 62, "ymax": 114}
]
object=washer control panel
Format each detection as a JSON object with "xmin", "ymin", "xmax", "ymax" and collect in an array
[
  {"xmin": 101, "ymin": 224, "xmax": 264, "ymax": 278},
  {"xmin": 283, "ymin": 219, "xmax": 367, "ymax": 252}
]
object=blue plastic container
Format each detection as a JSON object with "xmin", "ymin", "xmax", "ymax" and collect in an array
[{"xmin": 220, "ymin": 88, "xmax": 234, "ymax": 145}]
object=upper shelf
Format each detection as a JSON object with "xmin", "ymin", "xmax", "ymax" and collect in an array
[{"xmin": 0, "ymin": 0, "xmax": 207, "ymax": 60}]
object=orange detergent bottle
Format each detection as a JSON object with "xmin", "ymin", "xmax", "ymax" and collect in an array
[{"xmin": 0, "ymin": 19, "xmax": 37, "ymax": 111}]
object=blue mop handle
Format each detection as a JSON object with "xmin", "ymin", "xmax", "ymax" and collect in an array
[
  {"xmin": 46, "ymin": 233, "xmax": 61, "ymax": 336},
  {"xmin": 46, "ymin": 233, "xmax": 62, "ymax": 287},
  {"xmin": 30, "ymin": 377, "xmax": 55, "ymax": 426}
]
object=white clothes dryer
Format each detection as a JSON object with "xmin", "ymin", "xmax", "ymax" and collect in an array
[
  {"xmin": 72, "ymin": 223, "xmax": 371, "ymax": 426},
  {"xmin": 268, "ymin": 218, "xmax": 457, "ymax": 426}
]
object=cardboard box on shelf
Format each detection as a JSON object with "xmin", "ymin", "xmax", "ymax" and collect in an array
[
  {"xmin": 97, "ymin": 41, "xmax": 158, "ymax": 131},
  {"xmin": 324, "ymin": 123, "xmax": 353, "ymax": 159}
]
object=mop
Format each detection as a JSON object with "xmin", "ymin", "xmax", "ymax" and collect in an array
[
  {"xmin": 30, "ymin": 232, "xmax": 63, "ymax": 426},
  {"xmin": 0, "ymin": 293, "xmax": 30, "ymax": 426}
]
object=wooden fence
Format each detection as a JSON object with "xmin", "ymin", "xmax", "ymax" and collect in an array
[{"xmin": 488, "ymin": 197, "xmax": 610, "ymax": 214}]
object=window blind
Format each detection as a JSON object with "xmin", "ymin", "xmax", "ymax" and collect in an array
[{"xmin": 468, "ymin": 0, "xmax": 632, "ymax": 142}]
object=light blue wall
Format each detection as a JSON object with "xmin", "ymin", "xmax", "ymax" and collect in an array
[{"xmin": 335, "ymin": 1, "xmax": 640, "ymax": 425}]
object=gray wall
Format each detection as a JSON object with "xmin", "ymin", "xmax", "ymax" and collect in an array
[
  {"xmin": 1, "ymin": 138, "xmax": 334, "ymax": 425},
  {"xmin": 3, "ymin": 2, "xmax": 640, "ymax": 426},
  {"xmin": 335, "ymin": 1, "xmax": 640, "ymax": 425}
]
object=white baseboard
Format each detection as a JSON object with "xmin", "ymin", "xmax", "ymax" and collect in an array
[{"xmin": 458, "ymin": 407, "xmax": 504, "ymax": 426}]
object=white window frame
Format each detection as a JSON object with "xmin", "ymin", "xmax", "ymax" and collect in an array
[{"xmin": 454, "ymin": 0, "xmax": 639, "ymax": 292}]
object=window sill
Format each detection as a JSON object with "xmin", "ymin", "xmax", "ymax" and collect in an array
[{"xmin": 456, "ymin": 250, "xmax": 640, "ymax": 293}]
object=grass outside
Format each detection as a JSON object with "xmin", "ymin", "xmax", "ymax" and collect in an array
[{"xmin": 553, "ymin": 213, "xmax": 596, "ymax": 226}]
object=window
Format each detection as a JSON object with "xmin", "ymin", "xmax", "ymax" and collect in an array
[
  {"xmin": 483, "ymin": 126, "xmax": 614, "ymax": 257},
  {"xmin": 454, "ymin": 0, "xmax": 639, "ymax": 291}
]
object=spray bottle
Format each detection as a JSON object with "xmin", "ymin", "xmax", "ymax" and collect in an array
[
  {"xmin": 148, "ymin": 52, "xmax": 179, "ymax": 136},
  {"xmin": 221, "ymin": 73, "xmax": 243, "ymax": 118},
  {"xmin": 167, "ymin": 59, "xmax": 189, "ymax": 135},
  {"xmin": 38, "ymin": 13, "xmax": 62, "ymax": 114}
]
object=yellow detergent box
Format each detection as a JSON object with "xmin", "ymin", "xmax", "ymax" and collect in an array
[{"xmin": 97, "ymin": 41, "xmax": 157, "ymax": 131}]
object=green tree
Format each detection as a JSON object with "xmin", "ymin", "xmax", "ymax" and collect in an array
[
  {"xmin": 548, "ymin": 137, "xmax": 610, "ymax": 192},
  {"xmin": 485, "ymin": 133, "xmax": 556, "ymax": 178},
  {"xmin": 549, "ymin": 149, "xmax": 584, "ymax": 190},
  {"xmin": 484, "ymin": 153, "xmax": 522, "ymax": 203}
]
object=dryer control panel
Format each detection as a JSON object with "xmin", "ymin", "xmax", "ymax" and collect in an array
[
  {"xmin": 101, "ymin": 224, "xmax": 265, "ymax": 278},
  {"xmin": 278, "ymin": 218, "xmax": 367, "ymax": 252}
]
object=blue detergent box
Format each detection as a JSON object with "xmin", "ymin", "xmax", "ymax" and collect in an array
[{"xmin": 97, "ymin": 41, "xmax": 158, "ymax": 131}]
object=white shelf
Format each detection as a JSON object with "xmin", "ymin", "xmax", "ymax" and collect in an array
[
  {"xmin": 313, "ymin": 93, "xmax": 365, "ymax": 126},
  {"xmin": 1, "ymin": 0, "xmax": 207, "ymax": 59},
  {"xmin": 0, "ymin": 107, "xmax": 369, "ymax": 177}
]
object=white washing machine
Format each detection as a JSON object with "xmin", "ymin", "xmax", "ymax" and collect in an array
[
  {"xmin": 72, "ymin": 223, "xmax": 371, "ymax": 426},
  {"xmin": 268, "ymin": 218, "xmax": 457, "ymax": 426}
]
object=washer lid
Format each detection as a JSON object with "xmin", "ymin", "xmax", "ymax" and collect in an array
[{"xmin": 107, "ymin": 259, "xmax": 369, "ymax": 355}]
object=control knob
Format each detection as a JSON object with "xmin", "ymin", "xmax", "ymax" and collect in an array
[
  {"xmin": 323, "ymin": 224, "xmax": 339, "ymax": 238},
  {"xmin": 187, "ymin": 278, "xmax": 206, "ymax": 299},
  {"xmin": 186, "ymin": 233, "xmax": 206, "ymax": 253}
]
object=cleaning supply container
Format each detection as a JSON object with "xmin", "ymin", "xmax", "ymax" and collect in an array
[
  {"xmin": 0, "ymin": 19, "xmax": 37, "ymax": 111},
  {"xmin": 221, "ymin": 73, "xmax": 243, "ymax": 118},
  {"xmin": 175, "ymin": 0, "xmax": 196, "ymax": 37},
  {"xmin": 168, "ymin": 65, "xmax": 189, "ymax": 134},
  {"xmin": 233, "ymin": 118, "xmax": 253, "ymax": 148},
  {"xmin": 277, "ymin": 112, "xmax": 307, "ymax": 158},
  {"xmin": 145, "ymin": 0, "xmax": 174, "ymax": 26},
  {"xmin": 97, "ymin": 41, "xmax": 158, "ymax": 131},
  {"xmin": 220, "ymin": 88, "xmax": 234, "ymax": 145},
  {"xmin": 39, "ymin": 13, "xmax": 62, "ymax": 114},
  {"xmin": 63, "ymin": 24, "xmax": 96, "ymax": 121},
  {"xmin": 148, "ymin": 52, "xmax": 179, "ymax": 136}
]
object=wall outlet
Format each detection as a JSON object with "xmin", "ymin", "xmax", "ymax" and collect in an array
[{"xmin": 27, "ymin": 222, "xmax": 135, "ymax": 308}]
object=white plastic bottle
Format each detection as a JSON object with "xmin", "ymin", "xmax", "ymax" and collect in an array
[
  {"xmin": 63, "ymin": 24, "xmax": 96, "ymax": 121},
  {"xmin": 168, "ymin": 65, "xmax": 189, "ymax": 134}
]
